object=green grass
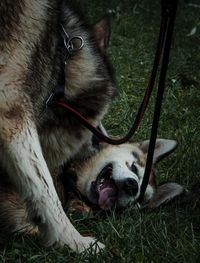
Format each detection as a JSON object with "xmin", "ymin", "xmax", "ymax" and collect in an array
[{"xmin": 1, "ymin": 0, "xmax": 200, "ymax": 262}]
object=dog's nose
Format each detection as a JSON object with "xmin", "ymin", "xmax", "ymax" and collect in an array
[{"xmin": 123, "ymin": 178, "xmax": 138, "ymax": 196}]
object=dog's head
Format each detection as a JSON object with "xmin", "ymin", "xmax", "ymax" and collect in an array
[
  {"xmin": 62, "ymin": 13, "xmax": 116, "ymax": 104},
  {"xmin": 65, "ymin": 139, "xmax": 184, "ymax": 210}
]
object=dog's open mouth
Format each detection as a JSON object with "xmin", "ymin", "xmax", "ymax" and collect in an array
[{"xmin": 92, "ymin": 164, "xmax": 118, "ymax": 210}]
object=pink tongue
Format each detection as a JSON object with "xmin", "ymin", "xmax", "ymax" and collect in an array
[{"xmin": 98, "ymin": 180, "xmax": 117, "ymax": 210}]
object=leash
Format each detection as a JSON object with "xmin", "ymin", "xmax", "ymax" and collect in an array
[
  {"xmin": 53, "ymin": 0, "xmax": 177, "ymax": 147},
  {"xmin": 46, "ymin": 0, "xmax": 178, "ymax": 203},
  {"xmin": 46, "ymin": 2, "xmax": 165, "ymax": 144},
  {"xmin": 53, "ymin": 17, "xmax": 164, "ymax": 145},
  {"xmin": 137, "ymin": 0, "xmax": 178, "ymax": 203}
]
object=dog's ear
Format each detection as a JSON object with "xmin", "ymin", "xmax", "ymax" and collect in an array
[
  {"xmin": 93, "ymin": 17, "xmax": 111, "ymax": 52},
  {"xmin": 139, "ymin": 139, "xmax": 178, "ymax": 164},
  {"xmin": 143, "ymin": 182, "xmax": 184, "ymax": 209}
]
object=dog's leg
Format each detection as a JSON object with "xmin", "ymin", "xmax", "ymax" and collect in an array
[
  {"xmin": 0, "ymin": 184, "xmax": 37, "ymax": 235},
  {"xmin": 1, "ymin": 117, "xmax": 104, "ymax": 252}
]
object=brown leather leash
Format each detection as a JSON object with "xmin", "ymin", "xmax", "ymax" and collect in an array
[{"xmin": 48, "ymin": 0, "xmax": 178, "ymax": 203}]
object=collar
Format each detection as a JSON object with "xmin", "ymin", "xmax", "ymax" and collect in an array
[{"xmin": 43, "ymin": 24, "xmax": 85, "ymax": 109}]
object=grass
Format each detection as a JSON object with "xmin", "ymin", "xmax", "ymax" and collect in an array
[{"xmin": 1, "ymin": 0, "xmax": 200, "ymax": 262}]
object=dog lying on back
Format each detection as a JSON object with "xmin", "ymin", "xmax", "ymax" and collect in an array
[
  {"xmin": 62, "ymin": 138, "xmax": 184, "ymax": 211},
  {"xmin": 0, "ymin": 138, "xmax": 184, "ymax": 242}
]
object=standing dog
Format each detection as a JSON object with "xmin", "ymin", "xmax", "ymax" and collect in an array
[{"xmin": 0, "ymin": 0, "xmax": 116, "ymax": 252}]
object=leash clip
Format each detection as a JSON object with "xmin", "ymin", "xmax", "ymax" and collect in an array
[{"xmin": 61, "ymin": 24, "xmax": 84, "ymax": 64}]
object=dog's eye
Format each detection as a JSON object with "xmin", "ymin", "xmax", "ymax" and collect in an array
[{"xmin": 131, "ymin": 163, "xmax": 138, "ymax": 174}]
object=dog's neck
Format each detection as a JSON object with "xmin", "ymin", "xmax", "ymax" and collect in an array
[{"xmin": 43, "ymin": 24, "xmax": 85, "ymax": 109}]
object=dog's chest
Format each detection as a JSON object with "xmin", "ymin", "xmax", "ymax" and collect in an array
[
  {"xmin": 39, "ymin": 83, "xmax": 111, "ymax": 171},
  {"xmin": 39, "ymin": 118, "xmax": 93, "ymax": 171}
]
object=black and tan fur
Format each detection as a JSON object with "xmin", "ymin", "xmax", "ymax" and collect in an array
[{"xmin": 0, "ymin": 0, "xmax": 116, "ymax": 252}]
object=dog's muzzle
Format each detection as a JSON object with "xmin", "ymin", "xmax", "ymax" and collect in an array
[
  {"xmin": 121, "ymin": 178, "xmax": 138, "ymax": 196},
  {"xmin": 90, "ymin": 164, "xmax": 139, "ymax": 210}
]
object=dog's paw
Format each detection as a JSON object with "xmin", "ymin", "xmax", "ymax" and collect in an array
[
  {"xmin": 74, "ymin": 236, "xmax": 105, "ymax": 254},
  {"xmin": 40, "ymin": 229, "xmax": 105, "ymax": 254},
  {"xmin": 39, "ymin": 220, "xmax": 104, "ymax": 253}
]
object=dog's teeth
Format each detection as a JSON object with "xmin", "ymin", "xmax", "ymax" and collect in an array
[{"xmin": 98, "ymin": 183, "xmax": 103, "ymax": 191}]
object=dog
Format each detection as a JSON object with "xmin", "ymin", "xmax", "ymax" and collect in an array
[
  {"xmin": 0, "ymin": 138, "xmax": 185, "ymax": 242},
  {"xmin": 0, "ymin": 0, "xmax": 116, "ymax": 252},
  {"xmin": 0, "ymin": 0, "xmax": 185, "ymax": 254},
  {"xmin": 62, "ymin": 138, "xmax": 184, "ymax": 211}
]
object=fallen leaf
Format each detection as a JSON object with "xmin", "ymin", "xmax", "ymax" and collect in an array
[{"xmin": 186, "ymin": 26, "xmax": 197, "ymax": 36}]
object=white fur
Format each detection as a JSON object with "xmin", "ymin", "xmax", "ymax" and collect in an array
[
  {"xmin": 4, "ymin": 121, "xmax": 104, "ymax": 252},
  {"xmin": 75, "ymin": 140, "xmax": 183, "ymax": 209},
  {"xmin": 77, "ymin": 144, "xmax": 149, "ymax": 206}
]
